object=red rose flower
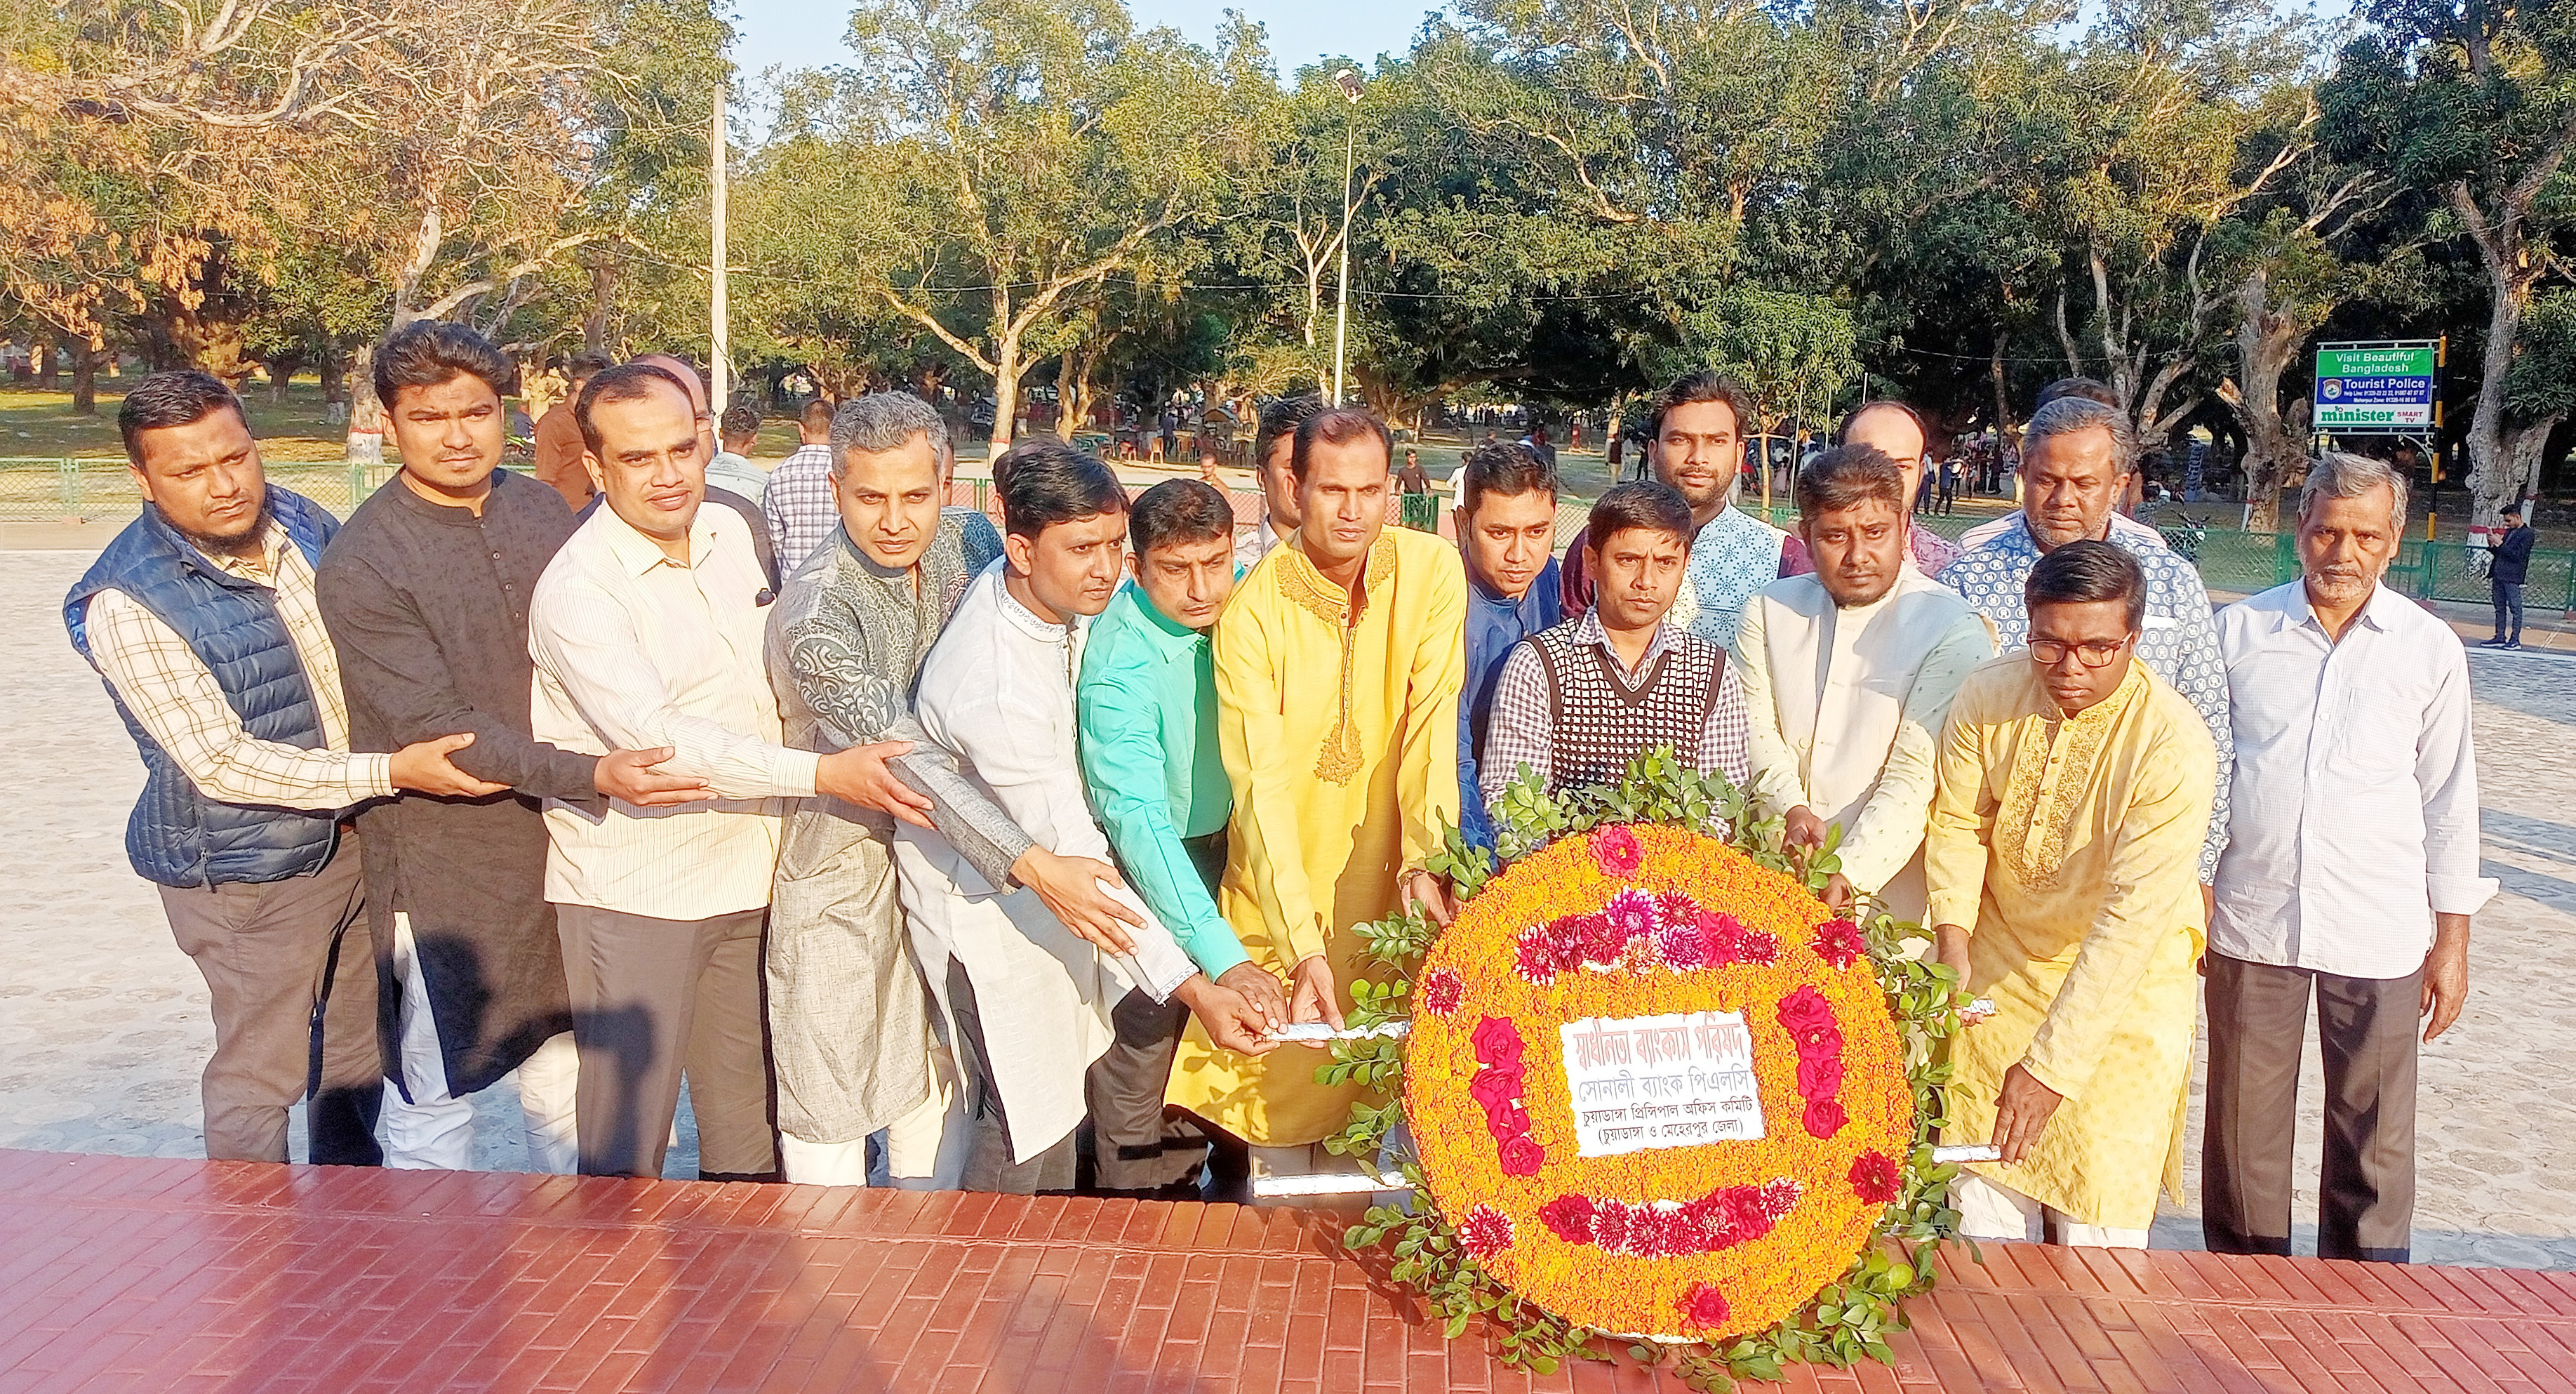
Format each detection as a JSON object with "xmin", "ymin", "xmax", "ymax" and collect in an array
[
  {"xmin": 1470, "ymin": 1015, "xmax": 1525, "ymax": 1066},
  {"xmin": 1803, "ymin": 1097, "xmax": 1849, "ymax": 1139},
  {"xmin": 1588, "ymin": 824, "xmax": 1643, "ymax": 875},
  {"xmin": 1537, "ymin": 1193, "xmax": 1596, "ymax": 1244},
  {"xmin": 1848, "ymin": 1150, "xmax": 1902, "ymax": 1204},
  {"xmin": 1696, "ymin": 910, "xmax": 1745, "ymax": 966},
  {"xmin": 1810, "ymin": 917, "xmax": 1867, "ymax": 969},
  {"xmin": 1796, "ymin": 1051, "xmax": 1846, "ymax": 1098},
  {"xmin": 1479, "ymin": 1096, "xmax": 1532, "ymax": 1139},
  {"xmin": 1496, "ymin": 1134, "xmax": 1546, "ymax": 1176},
  {"xmin": 1677, "ymin": 1282, "xmax": 1732, "ymax": 1331},
  {"xmin": 1419, "ymin": 966, "xmax": 1464, "ymax": 1016},
  {"xmin": 1456, "ymin": 1204, "xmax": 1515, "ymax": 1261},
  {"xmin": 1466, "ymin": 1063, "xmax": 1523, "ymax": 1110},
  {"xmin": 1777, "ymin": 985, "xmax": 1838, "ymax": 1047}
]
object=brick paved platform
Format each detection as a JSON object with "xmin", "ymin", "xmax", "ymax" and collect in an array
[{"xmin": 2, "ymin": 1152, "xmax": 2572, "ymax": 1393}]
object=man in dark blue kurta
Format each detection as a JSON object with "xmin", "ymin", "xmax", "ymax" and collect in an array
[{"xmin": 1453, "ymin": 442, "xmax": 1563, "ymax": 846}]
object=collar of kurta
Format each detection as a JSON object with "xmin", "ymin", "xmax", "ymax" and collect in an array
[
  {"xmin": 996, "ymin": 568, "xmax": 1075, "ymax": 642},
  {"xmin": 1996, "ymin": 660, "xmax": 2151, "ymax": 891},
  {"xmin": 597, "ymin": 499, "xmax": 723, "ymax": 576},
  {"xmin": 1276, "ymin": 529, "xmax": 1399, "ymax": 628},
  {"xmin": 382, "ymin": 465, "xmax": 519, "ymax": 526}
]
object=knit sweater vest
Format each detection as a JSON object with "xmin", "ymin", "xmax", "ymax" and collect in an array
[{"xmin": 1526, "ymin": 623, "xmax": 1724, "ymax": 792}]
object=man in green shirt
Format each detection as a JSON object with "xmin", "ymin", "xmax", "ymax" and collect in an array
[{"xmin": 1079, "ymin": 479, "xmax": 1292, "ymax": 1194}]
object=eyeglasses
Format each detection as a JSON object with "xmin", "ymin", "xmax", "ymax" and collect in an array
[{"xmin": 2028, "ymin": 635, "xmax": 2132, "ymax": 669}]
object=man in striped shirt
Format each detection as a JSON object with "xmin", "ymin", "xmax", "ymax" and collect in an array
[{"xmin": 65, "ymin": 371, "xmax": 500, "ymax": 1166}]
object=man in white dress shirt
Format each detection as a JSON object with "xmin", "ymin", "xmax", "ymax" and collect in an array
[
  {"xmin": 2203, "ymin": 451, "xmax": 2496, "ymax": 1264},
  {"xmin": 1737, "ymin": 446, "xmax": 1993, "ymax": 920},
  {"xmin": 895, "ymin": 441, "xmax": 1267, "ymax": 1193},
  {"xmin": 527, "ymin": 363, "xmax": 938, "ymax": 1179}
]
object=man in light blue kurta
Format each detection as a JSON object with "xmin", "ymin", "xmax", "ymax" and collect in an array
[{"xmin": 1077, "ymin": 479, "xmax": 1288, "ymax": 1193}]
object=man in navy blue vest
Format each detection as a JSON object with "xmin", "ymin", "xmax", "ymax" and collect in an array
[{"xmin": 65, "ymin": 371, "xmax": 498, "ymax": 1165}]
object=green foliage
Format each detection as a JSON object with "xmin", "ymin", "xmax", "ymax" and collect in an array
[{"xmin": 1328, "ymin": 750, "xmax": 1982, "ymax": 1388}]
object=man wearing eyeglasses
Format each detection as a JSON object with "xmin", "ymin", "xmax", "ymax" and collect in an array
[
  {"xmin": 1923, "ymin": 540, "xmax": 2219, "ymax": 1249},
  {"xmin": 1556, "ymin": 371, "xmax": 1785, "ymax": 651}
]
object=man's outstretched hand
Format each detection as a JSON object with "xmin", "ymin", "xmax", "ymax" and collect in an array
[
  {"xmin": 595, "ymin": 747, "xmax": 712, "ymax": 806},
  {"xmin": 1015, "ymin": 847, "xmax": 1145, "ymax": 955},
  {"xmin": 1177, "ymin": 973, "xmax": 1279, "ymax": 1056}
]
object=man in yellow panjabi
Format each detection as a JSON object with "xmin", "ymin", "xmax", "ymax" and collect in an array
[
  {"xmin": 1925, "ymin": 540, "xmax": 2217, "ymax": 1246},
  {"xmin": 1168, "ymin": 406, "xmax": 1467, "ymax": 1179}
]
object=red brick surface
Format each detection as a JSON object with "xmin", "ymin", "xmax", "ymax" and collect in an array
[{"xmin": 0, "ymin": 1150, "xmax": 2568, "ymax": 1393}]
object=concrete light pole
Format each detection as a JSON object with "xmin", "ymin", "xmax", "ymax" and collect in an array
[
  {"xmin": 711, "ymin": 74, "xmax": 730, "ymax": 415},
  {"xmin": 1330, "ymin": 67, "xmax": 1363, "ymax": 406}
]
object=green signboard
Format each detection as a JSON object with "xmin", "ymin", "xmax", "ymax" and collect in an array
[{"xmin": 2313, "ymin": 345, "xmax": 2436, "ymax": 431}]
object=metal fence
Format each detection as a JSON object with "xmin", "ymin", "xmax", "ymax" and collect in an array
[{"xmin": 13, "ymin": 457, "xmax": 2570, "ymax": 612}]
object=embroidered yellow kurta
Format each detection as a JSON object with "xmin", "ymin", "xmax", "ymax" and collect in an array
[
  {"xmin": 1168, "ymin": 526, "xmax": 1467, "ymax": 1146},
  {"xmin": 1923, "ymin": 656, "xmax": 2217, "ymax": 1230}
]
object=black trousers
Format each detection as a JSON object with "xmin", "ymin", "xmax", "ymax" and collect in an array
[
  {"xmin": 1085, "ymin": 830, "xmax": 1230, "ymax": 1194},
  {"xmin": 2491, "ymin": 579, "xmax": 2525, "ymax": 642},
  {"xmin": 2201, "ymin": 952, "xmax": 2420, "ymax": 1263}
]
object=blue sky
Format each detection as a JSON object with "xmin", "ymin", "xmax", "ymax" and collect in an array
[{"xmin": 729, "ymin": 0, "xmax": 1442, "ymax": 86}]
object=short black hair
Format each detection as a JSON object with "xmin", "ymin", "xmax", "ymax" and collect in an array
[
  {"xmin": 1831, "ymin": 399, "xmax": 1928, "ymax": 450},
  {"xmin": 575, "ymin": 362, "xmax": 695, "ymax": 459},
  {"xmin": 996, "ymin": 438, "xmax": 1128, "ymax": 541},
  {"xmin": 799, "ymin": 398, "xmax": 836, "ymax": 434},
  {"xmin": 118, "ymin": 370, "xmax": 247, "ymax": 467},
  {"xmin": 568, "ymin": 349, "xmax": 615, "ymax": 379},
  {"xmin": 2034, "ymin": 378, "xmax": 2120, "ymax": 413},
  {"xmin": 2026, "ymin": 538, "xmax": 2145, "ymax": 630},
  {"xmin": 1460, "ymin": 440, "xmax": 1559, "ymax": 516},
  {"xmin": 1253, "ymin": 394, "xmax": 1326, "ymax": 471},
  {"xmin": 1586, "ymin": 480, "xmax": 1695, "ymax": 550},
  {"xmin": 1130, "ymin": 479, "xmax": 1235, "ymax": 555},
  {"xmin": 1795, "ymin": 444, "xmax": 1905, "ymax": 519},
  {"xmin": 1648, "ymin": 371, "xmax": 1753, "ymax": 441},
  {"xmin": 374, "ymin": 320, "xmax": 516, "ymax": 411},
  {"xmin": 1290, "ymin": 406, "xmax": 1393, "ymax": 482},
  {"xmin": 719, "ymin": 401, "xmax": 759, "ymax": 440}
]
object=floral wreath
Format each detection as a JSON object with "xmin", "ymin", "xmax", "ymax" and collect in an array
[{"xmin": 1321, "ymin": 749, "xmax": 1979, "ymax": 1388}]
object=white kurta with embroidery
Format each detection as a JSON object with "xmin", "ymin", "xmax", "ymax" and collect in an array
[
  {"xmin": 1736, "ymin": 567, "xmax": 1995, "ymax": 920},
  {"xmin": 893, "ymin": 561, "xmax": 1197, "ymax": 1163}
]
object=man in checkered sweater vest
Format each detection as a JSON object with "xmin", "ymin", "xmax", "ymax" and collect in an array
[{"xmin": 1481, "ymin": 482, "xmax": 1751, "ymax": 806}]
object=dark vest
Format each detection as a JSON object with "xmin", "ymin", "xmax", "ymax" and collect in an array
[
  {"xmin": 64, "ymin": 488, "xmax": 345, "ymax": 888},
  {"xmin": 1525, "ymin": 622, "xmax": 1726, "ymax": 792}
]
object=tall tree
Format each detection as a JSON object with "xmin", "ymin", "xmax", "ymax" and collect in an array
[{"xmin": 2324, "ymin": 0, "xmax": 2576, "ymax": 521}]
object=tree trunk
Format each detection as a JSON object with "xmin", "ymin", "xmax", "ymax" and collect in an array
[
  {"xmin": 321, "ymin": 347, "xmax": 347, "ymax": 405},
  {"xmin": 2222, "ymin": 267, "xmax": 2307, "ymax": 534},
  {"xmin": 2502, "ymin": 415, "xmax": 2563, "ymax": 514},
  {"xmin": 34, "ymin": 339, "xmax": 58, "ymax": 391},
  {"xmin": 2462, "ymin": 270, "xmax": 2532, "ymax": 530},
  {"xmin": 70, "ymin": 345, "xmax": 100, "ymax": 417},
  {"xmin": 345, "ymin": 340, "xmax": 384, "ymax": 467},
  {"xmin": 585, "ymin": 254, "xmax": 615, "ymax": 352},
  {"xmin": 988, "ymin": 332, "xmax": 1023, "ymax": 460}
]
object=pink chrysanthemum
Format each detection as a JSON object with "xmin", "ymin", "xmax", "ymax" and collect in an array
[
  {"xmin": 1456, "ymin": 1204, "xmax": 1516, "ymax": 1261},
  {"xmin": 1740, "ymin": 930, "xmax": 1781, "ymax": 966},
  {"xmin": 1651, "ymin": 915, "xmax": 1710, "ymax": 972},
  {"xmin": 1810, "ymin": 917, "xmax": 1868, "ymax": 969},
  {"xmin": 1572, "ymin": 912, "xmax": 1627, "ymax": 966},
  {"xmin": 1602, "ymin": 888, "xmax": 1657, "ymax": 943},
  {"xmin": 1418, "ymin": 966, "xmax": 1464, "ymax": 1016},
  {"xmin": 1848, "ymin": 1150, "xmax": 1903, "ymax": 1205},
  {"xmin": 1587, "ymin": 824, "xmax": 1643, "ymax": 875},
  {"xmin": 1537, "ymin": 1193, "xmax": 1596, "ymax": 1244},
  {"xmin": 1652, "ymin": 889, "xmax": 1700, "ymax": 927},
  {"xmin": 1513, "ymin": 927, "xmax": 1560, "ymax": 985}
]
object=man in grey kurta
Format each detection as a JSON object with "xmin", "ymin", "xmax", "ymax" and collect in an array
[
  {"xmin": 766, "ymin": 392, "xmax": 1140, "ymax": 1187},
  {"xmin": 318, "ymin": 323, "xmax": 706, "ymax": 1169}
]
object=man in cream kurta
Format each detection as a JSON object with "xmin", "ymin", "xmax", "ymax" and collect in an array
[
  {"xmin": 1737, "ymin": 445, "xmax": 1993, "ymax": 923},
  {"xmin": 1924, "ymin": 540, "xmax": 2217, "ymax": 1244},
  {"xmin": 1170, "ymin": 409, "xmax": 1467, "ymax": 1166}
]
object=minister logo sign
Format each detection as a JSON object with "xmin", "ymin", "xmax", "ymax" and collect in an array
[{"xmin": 2314, "ymin": 345, "xmax": 2437, "ymax": 431}]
